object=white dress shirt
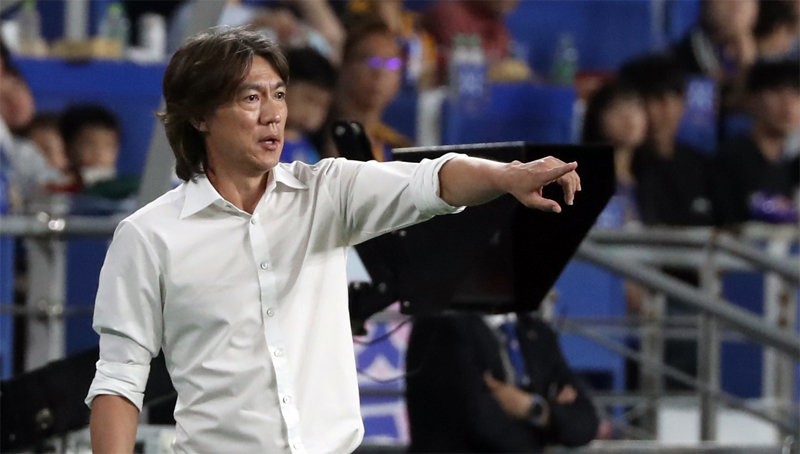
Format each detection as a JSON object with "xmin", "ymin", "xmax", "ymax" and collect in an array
[{"xmin": 86, "ymin": 155, "xmax": 462, "ymax": 454}]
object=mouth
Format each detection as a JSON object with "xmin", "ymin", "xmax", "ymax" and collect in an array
[{"xmin": 258, "ymin": 134, "xmax": 282, "ymax": 151}]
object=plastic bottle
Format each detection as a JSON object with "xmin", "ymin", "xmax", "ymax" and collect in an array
[
  {"xmin": 449, "ymin": 34, "xmax": 487, "ymax": 111},
  {"xmin": 403, "ymin": 34, "xmax": 423, "ymax": 89},
  {"xmin": 100, "ymin": 2, "xmax": 130, "ymax": 57},
  {"xmin": 550, "ymin": 33, "xmax": 578, "ymax": 86},
  {"xmin": 17, "ymin": 0, "xmax": 46, "ymax": 56},
  {"xmin": 468, "ymin": 35, "xmax": 487, "ymax": 97},
  {"xmin": 448, "ymin": 34, "xmax": 470, "ymax": 94}
]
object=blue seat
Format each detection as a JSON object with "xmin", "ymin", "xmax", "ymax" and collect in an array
[
  {"xmin": 383, "ymin": 87, "xmax": 419, "ymax": 142},
  {"xmin": 553, "ymin": 260, "xmax": 627, "ymax": 394},
  {"xmin": 0, "ymin": 237, "xmax": 14, "ymax": 378},
  {"xmin": 506, "ymin": 0, "xmax": 656, "ymax": 73},
  {"xmin": 442, "ymin": 83, "xmax": 577, "ymax": 145}
]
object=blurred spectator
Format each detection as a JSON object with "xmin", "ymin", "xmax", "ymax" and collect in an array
[
  {"xmin": 582, "ymin": 80, "xmax": 647, "ymax": 228},
  {"xmin": 754, "ymin": 0, "xmax": 800, "ymax": 60},
  {"xmin": 422, "ymin": 0, "xmax": 531, "ymax": 84},
  {"xmin": 406, "ymin": 313, "xmax": 599, "ymax": 453},
  {"xmin": 217, "ymin": 0, "xmax": 345, "ymax": 64},
  {"xmin": 0, "ymin": 67, "xmax": 35, "ymax": 134},
  {"xmin": 324, "ymin": 16, "xmax": 411, "ymax": 160},
  {"xmin": 0, "ymin": 40, "xmax": 62, "ymax": 210},
  {"xmin": 25, "ymin": 113, "xmax": 68, "ymax": 178},
  {"xmin": 621, "ymin": 54, "xmax": 716, "ymax": 226},
  {"xmin": 670, "ymin": 0, "xmax": 758, "ymax": 84},
  {"xmin": 281, "ymin": 47, "xmax": 336, "ymax": 164},
  {"xmin": 669, "ymin": 0, "xmax": 759, "ymax": 113},
  {"xmin": 59, "ymin": 104, "xmax": 139, "ymax": 200},
  {"xmin": 714, "ymin": 59, "xmax": 800, "ymax": 224},
  {"xmin": 347, "ymin": 0, "xmax": 438, "ymax": 88}
]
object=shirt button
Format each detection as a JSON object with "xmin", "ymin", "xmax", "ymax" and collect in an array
[
  {"xmin": 250, "ymin": 218, "xmax": 256, "ymax": 225},
  {"xmin": 273, "ymin": 348, "xmax": 283, "ymax": 357},
  {"xmin": 260, "ymin": 261, "xmax": 270, "ymax": 270},
  {"xmin": 282, "ymin": 395, "xmax": 292, "ymax": 404},
  {"xmin": 292, "ymin": 442, "xmax": 301, "ymax": 450},
  {"xmin": 266, "ymin": 308, "xmax": 275, "ymax": 317}
]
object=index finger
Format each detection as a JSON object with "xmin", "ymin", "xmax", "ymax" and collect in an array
[{"xmin": 543, "ymin": 161, "xmax": 578, "ymax": 184}]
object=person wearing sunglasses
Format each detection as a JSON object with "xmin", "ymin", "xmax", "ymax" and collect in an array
[{"xmin": 324, "ymin": 16, "xmax": 412, "ymax": 161}]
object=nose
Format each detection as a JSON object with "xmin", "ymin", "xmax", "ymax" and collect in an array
[{"xmin": 259, "ymin": 99, "xmax": 283, "ymax": 125}]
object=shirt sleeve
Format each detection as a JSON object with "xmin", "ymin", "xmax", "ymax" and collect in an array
[
  {"xmin": 324, "ymin": 152, "xmax": 465, "ymax": 246},
  {"xmin": 85, "ymin": 220, "xmax": 164, "ymax": 411}
]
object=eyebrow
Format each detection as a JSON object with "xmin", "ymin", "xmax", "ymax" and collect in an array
[{"xmin": 239, "ymin": 80, "xmax": 287, "ymax": 93}]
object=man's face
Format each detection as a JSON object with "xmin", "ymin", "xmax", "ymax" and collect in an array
[
  {"xmin": 286, "ymin": 81, "xmax": 332, "ymax": 134},
  {"xmin": 340, "ymin": 32, "xmax": 402, "ymax": 114},
  {"xmin": 72, "ymin": 126, "xmax": 119, "ymax": 169},
  {"xmin": 753, "ymin": 87, "xmax": 800, "ymax": 137},
  {"xmin": 198, "ymin": 56, "xmax": 287, "ymax": 178}
]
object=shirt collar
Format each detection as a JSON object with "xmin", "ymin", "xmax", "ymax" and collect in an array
[{"xmin": 180, "ymin": 165, "xmax": 308, "ymax": 219}]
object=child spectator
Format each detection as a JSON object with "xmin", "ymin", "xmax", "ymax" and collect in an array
[
  {"xmin": 58, "ymin": 104, "xmax": 138, "ymax": 200},
  {"xmin": 714, "ymin": 59, "xmax": 800, "ymax": 224},
  {"xmin": 281, "ymin": 47, "xmax": 336, "ymax": 164}
]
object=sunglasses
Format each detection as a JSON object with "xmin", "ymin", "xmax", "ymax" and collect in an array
[{"xmin": 364, "ymin": 56, "xmax": 403, "ymax": 71}]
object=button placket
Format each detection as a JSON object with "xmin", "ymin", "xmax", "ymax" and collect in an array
[{"xmin": 247, "ymin": 207, "xmax": 303, "ymax": 447}]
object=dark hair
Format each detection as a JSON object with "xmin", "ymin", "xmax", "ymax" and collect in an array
[
  {"xmin": 619, "ymin": 53, "xmax": 687, "ymax": 99},
  {"xmin": 59, "ymin": 104, "xmax": 120, "ymax": 150},
  {"xmin": 747, "ymin": 58, "xmax": 800, "ymax": 93},
  {"xmin": 22, "ymin": 111, "xmax": 61, "ymax": 138},
  {"xmin": 581, "ymin": 80, "xmax": 642, "ymax": 143},
  {"xmin": 341, "ymin": 15, "xmax": 394, "ymax": 64},
  {"xmin": 286, "ymin": 47, "xmax": 337, "ymax": 90},
  {"xmin": 159, "ymin": 27, "xmax": 289, "ymax": 181},
  {"xmin": 0, "ymin": 37, "xmax": 12, "ymax": 73},
  {"xmin": 754, "ymin": 0, "xmax": 798, "ymax": 38}
]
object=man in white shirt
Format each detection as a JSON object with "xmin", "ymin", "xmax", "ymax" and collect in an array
[{"xmin": 86, "ymin": 27, "xmax": 581, "ymax": 454}]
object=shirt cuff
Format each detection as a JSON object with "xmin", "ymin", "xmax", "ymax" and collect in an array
[
  {"xmin": 85, "ymin": 359, "xmax": 151, "ymax": 411},
  {"xmin": 410, "ymin": 152, "xmax": 466, "ymax": 217}
]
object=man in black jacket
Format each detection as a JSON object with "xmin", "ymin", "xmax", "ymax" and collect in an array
[{"xmin": 405, "ymin": 313, "xmax": 598, "ymax": 453}]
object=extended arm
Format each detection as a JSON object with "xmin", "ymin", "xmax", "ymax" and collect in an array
[
  {"xmin": 438, "ymin": 155, "xmax": 581, "ymax": 211},
  {"xmin": 90, "ymin": 395, "xmax": 139, "ymax": 454}
]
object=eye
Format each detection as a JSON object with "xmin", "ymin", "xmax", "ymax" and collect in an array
[
  {"xmin": 275, "ymin": 90, "xmax": 286, "ymax": 100},
  {"xmin": 246, "ymin": 94, "xmax": 259, "ymax": 102}
]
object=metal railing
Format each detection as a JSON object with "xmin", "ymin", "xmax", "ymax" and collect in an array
[
  {"xmin": 1, "ymin": 215, "xmax": 798, "ymax": 451},
  {"xmin": 570, "ymin": 225, "xmax": 799, "ymax": 447}
]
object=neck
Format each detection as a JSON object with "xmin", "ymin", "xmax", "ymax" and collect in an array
[
  {"xmin": 752, "ymin": 124, "xmax": 785, "ymax": 163},
  {"xmin": 652, "ymin": 133, "xmax": 675, "ymax": 158},
  {"xmin": 614, "ymin": 146, "xmax": 636, "ymax": 184},
  {"xmin": 335, "ymin": 100, "xmax": 382, "ymax": 130},
  {"xmin": 206, "ymin": 167, "xmax": 269, "ymax": 214}
]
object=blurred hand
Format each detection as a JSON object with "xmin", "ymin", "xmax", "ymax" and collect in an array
[{"xmin": 556, "ymin": 384, "xmax": 577, "ymax": 404}]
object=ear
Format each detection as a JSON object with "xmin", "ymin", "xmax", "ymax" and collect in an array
[{"xmin": 190, "ymin": 117, "xmax": 209, "ymax": 132}]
